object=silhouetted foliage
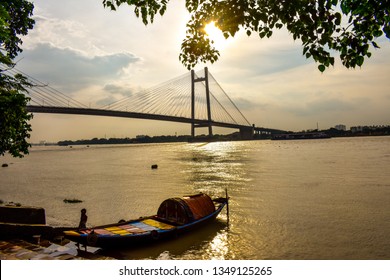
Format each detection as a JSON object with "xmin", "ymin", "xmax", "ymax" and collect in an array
[
  {"xmin": 0, "ymin": 0, "xmax": 35, "ymax": 157},
  {"xmin": 103, "ymin": 0, "xmax": 389, "ymax": 71}
]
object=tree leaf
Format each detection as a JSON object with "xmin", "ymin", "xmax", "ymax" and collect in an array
[
  {"xmin": 318, "ymin": 64, "xmax": 326, "ymax": 72},
  {"xmin": 103, "ymin": 0, "xmax": 389, "ymax": 71},
  {"xmin": 356, "ymin": 56, "xmax": 364, "ymax": 67}
]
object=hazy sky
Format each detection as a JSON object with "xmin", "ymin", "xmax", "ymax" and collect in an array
[{"xmin": 16, "ymin": 0, "xmax": 390, "ymax": 142}]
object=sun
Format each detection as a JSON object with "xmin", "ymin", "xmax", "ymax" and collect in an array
[{"xmin": 204, "ymin": 21, "xmax": 229, "ymax": 50}]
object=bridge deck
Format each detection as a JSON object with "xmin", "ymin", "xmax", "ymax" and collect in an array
[
  {"xmin": 27, "ymin": 105, "xmax": 254, "ymax": 130},
  {"xmin": 26, "ymin": 105, "xmax": 283, "ymax": 135}
]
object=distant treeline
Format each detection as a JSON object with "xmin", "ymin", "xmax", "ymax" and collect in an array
[
  {"xmin": 57, "ymin": 126, "xmax": 390, "ymax": 146},
  {"xmin": 58, "ymin": 135, "xmax": 189, "ymax": 146},
  {"xmin": 57, "ymin": 133, "xmax": 243, "ymax": 146},
  {"xmin": 277, "ymin": 126, "xmax": 390, "ymax": 138}
]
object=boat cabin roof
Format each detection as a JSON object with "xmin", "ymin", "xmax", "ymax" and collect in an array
[{"xmin": 157, "ymin": 193, "xmax": 215, "ymax": 225}]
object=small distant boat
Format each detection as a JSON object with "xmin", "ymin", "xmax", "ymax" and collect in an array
[
  {"xmin": 272, "ymin": 132, "xmax": 331, "ymax": 140},
  {"xmin": 63, "ymin": 193, "xmax": 228, "ymax": 249}
]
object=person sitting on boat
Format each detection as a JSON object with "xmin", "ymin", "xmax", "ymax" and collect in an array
[{"xmin": 78, "ymin": 208, "xmax": 88, "ymax": 229}]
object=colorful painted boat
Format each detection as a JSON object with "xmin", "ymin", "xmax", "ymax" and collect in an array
[{"xmin": 63, "ymin": 193, "xmax": 228, "ymax": 248}]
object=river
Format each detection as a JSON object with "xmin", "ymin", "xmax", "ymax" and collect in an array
[{"xmin": 1, "ymin": 136, "xmax": 389, "ymax": 259}]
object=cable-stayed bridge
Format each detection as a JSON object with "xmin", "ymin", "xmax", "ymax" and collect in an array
[{"xmin": 8, "ymin": 67, "xmax": 283, "ymax": 139}]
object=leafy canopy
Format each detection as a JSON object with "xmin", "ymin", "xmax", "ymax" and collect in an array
[
  {"xmin": 102, "ymin": 0, "xmax": 389, "ymax": 72},
  {"xmin": 0, "ymin": 0, "xmax": 35, "ymax": 157}
]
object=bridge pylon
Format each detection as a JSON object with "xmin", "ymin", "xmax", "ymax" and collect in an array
[{"xmin": 191, "ymin": 67, "xmax": 213, "ymax": 138}]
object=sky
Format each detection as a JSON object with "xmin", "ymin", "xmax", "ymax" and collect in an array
[{"xmin": 15, "ymin": 0, "xmax": 390, "ymax": 143}]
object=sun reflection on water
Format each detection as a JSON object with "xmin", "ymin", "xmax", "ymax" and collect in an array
[
  {"xmin": 185, "ymin": 142, "xmax": 250, "ymax": 195},
  {"xmin": 204, "ymin": 229, "xmax": 230, "ymax": 259}
]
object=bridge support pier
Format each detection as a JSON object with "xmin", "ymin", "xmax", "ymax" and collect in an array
[
  {"xmin": 239, "ymin": 125, "xmax": 255, "ymax": 140},
  {"xmin": 191, "ymin": 67, "xmax": 213, "ymax": 138}
]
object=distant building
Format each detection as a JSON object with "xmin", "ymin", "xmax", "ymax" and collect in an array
[
  {"xmin": 335, "ymin": 124, "xmax": 347, "ymax": 131},
  {"xmin": 350, "ymin": 126, "xmax": 363, "ymax": 133}
]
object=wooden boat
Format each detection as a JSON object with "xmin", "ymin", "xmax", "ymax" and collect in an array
[{"xmin": 63, "ymin": 193, "xmax": 228, "ymax": 248}]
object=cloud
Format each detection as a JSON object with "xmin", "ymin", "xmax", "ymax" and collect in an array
[
  {"xmin": 232, "ymin": 97, "xmax": 268, "ymax": 110},
  {"xmin": 95, "ymin": 84, "xmax": 137, "ymax": 105},
  {"xmin": 17, "ymin": 43, "xmax": 141, "ymax": 92},
  {"xmin": 103, "ymin": 84, "xmax": 134, "ymax": 97},
  {"xmin": 25, "ymin": 14, "xmax": 95, "ymax": 53},
  {"xmin": 15, "ymin": 0, "xmax": 390, "ymax": 141},
  {"xmin": 285, "ymin": 98, "xmax": 357, "ymax": 117},
  {"xmin": 217, "ymin": 28, "xmax": 312, "ymax": 79}
]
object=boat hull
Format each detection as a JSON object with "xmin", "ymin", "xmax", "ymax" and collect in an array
[{"xmin": 63, "ymin": 201, "xmax": 227, "ymax": 249}]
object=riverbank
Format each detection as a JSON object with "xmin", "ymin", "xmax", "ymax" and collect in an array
[
  {"xmin": 0, "ymin": 204, "xmax": 114, "ymax": 260},
  {"xmin": 0, "ymin": 238, "xmax": 114, "ymax": 260},
  {"xmin": 47, "ymin": 128, "xmax": 390, "ymax": 146}
]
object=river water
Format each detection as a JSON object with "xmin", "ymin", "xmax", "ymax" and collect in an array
[{"xmin": 1, "ymin": 136, "xmax": 389, "ymax": 260}]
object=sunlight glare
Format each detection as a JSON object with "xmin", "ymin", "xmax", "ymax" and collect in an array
[
  {"xmin": 206, "ymin": 229, "xmax": 230, "ymax": 259},
  {"xmin": 204, "ymin": 21, "xmax": 230, "ymax": 50}
]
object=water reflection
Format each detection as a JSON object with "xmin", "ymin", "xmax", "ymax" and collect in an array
[
  {"xmin": 169, "ymin": 141, "xmax": 251, "ymax": 260},
  {"xmin": 103, "ymin": 219, "xmax": 228, "ymax": 260},
  {"xmin": 3, "ymin": 138, "xmax": 388, "ymax": 259},
  {"xmin": 181, "ymin": 142, "xmax": 251, "ymax": 195},
  {"xmin": 203, "ymin": 228, "xmax": 229, "ymax": 259}
]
